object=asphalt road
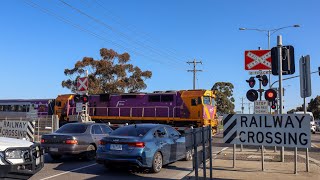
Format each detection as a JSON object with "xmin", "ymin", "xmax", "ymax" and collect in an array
[
  {"xmin": 31, "ymin": 132, "xmax": 320, "ymax": 180},
  {"xmin": 30, "ymin": 145, "xmax": 226, "ymax": 180}
]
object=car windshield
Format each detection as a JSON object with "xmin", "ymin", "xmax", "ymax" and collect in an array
[
  {"xmin": 55, "ymin": 124, "xmax": 87, "ymax": 133},
  {"xmin": 111, "ymin": 126, "xmax": 153, "ymax": 137}
]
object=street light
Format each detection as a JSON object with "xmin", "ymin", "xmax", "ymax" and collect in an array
[{"xmin": 239, "ymin": 25, "xmax": 300, "ymax": 49}]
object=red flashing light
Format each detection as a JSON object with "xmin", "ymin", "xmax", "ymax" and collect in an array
[
  {"xmin": 40, "ymin": 139, "xmax": 45, "ymax": 144},
  {"xmin": 267, "ymin": 92, "xmax": 275, "ymax": 98},
  {"xmin": 265, "ymin": 89, "xmax": 277, "ymax": 102}
]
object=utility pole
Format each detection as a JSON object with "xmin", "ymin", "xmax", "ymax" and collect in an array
[
  {"xmin": 240, "ymin": 97, "xmax": 245, "ymax": 114},
  {"xmin": 187, "ymin": 59, "xmax": 202, "ymax": 90},
  {"xmin": 248, "ymin": 103, "xmax": 252, "ymax": 114}
]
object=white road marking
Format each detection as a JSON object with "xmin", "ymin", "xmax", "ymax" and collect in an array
[{"xmin": 40, "ymin": 163, "xmax": 98, "ymax": 180}]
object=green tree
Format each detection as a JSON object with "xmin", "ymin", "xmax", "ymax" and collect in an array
[
  {"xmin": 308, "ymin": 96, "xmax": 320, "ymax": 119},
  {"xmin": 62, "ymin": 48, "xmax": 152, "ymax": 94},
  {"xmin": 211, "ymin": 82, "xmax": 235, "ymax": 115}
]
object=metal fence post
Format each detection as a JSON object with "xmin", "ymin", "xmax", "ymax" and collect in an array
[
  {"xmin": 202, "ymin": 127, "xmax": 206, "ymax": 179},
  {"xmin": 233, "ymin": 144, "xmax": 236, "ymax": 168},
  {"xmin": 294, "ymin": 147, "xmax": 298, "ymax": 174},
  {"xmin": 193, "ymin": 128, "xmax": 198, "ymax": 180},
  {"xmin": 37, "ymin": 118, "xmax": 40, "ymax": 142},
  {"xmin": 209, "ymin": 126, "xmax": 213, "ymax": 180}
]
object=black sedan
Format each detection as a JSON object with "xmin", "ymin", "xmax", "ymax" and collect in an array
[{"xmin": 41, "ymin": 122, "xmax": 113, "ymax": 160}]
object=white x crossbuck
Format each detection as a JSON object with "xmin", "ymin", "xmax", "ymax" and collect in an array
[
  {"xmin": 77, "ymin": 77, "xmax": 88, "ymax": 91},
  {"xmin": 246, "ymin": 51, "xmax": 271, "ymax": 69}
]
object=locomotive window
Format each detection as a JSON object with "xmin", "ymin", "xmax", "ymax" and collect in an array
[
  {"xmin": 198, "ymin": 97, "xmax": 202, "ymax": 104},
  {"xmin": 0, "ymin": 105, "xmax": 3, "ymax": 111},
  {"xmin": 121, "ymin": 95, "xmax": 137, "ymax": 99},
  {"xmin": 211, "ymin": 98, "xmax": 215, "ymax": 106},
  {"xmin": 161, "ymin": 95, "xmax": 173, "ymax": 102},
  {"xmin": 56, "ymin": 101, "xmax": 62, "ymax": 107},
  {"xmin": 203, "ymin": 96, "xmax": 211, "ymax": 105},
  {"xmin": 149, "ymin": 95, "xmax": 160, "ymax": 102},
  {"xmin": 191, "ymin": 99, "xmax": 197, "ymax": 106}
]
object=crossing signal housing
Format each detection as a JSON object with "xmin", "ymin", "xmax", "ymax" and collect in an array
[
  {"xmin": 74, "ymin": 94, "xmax": 89, "ymax": 103},
  {"xmin": 261, "ymin": 75, "xmax": 268, "ymax": 87},
  {"xmin": 246, "ymin": 77, "xmax": 256, "ymax": 88},
  {"xmin": 271, "ymin": 100, "xmax": 277, "ymax": 109},
  {"xmin": 246, "ymin": 89, "xmax": 258, "ymax": 102},
  {"xmin": 74, "ymin": 95, "xmax": 81, "ymax": 102},
  {"xmin": 265, "ymin": 89, "xmax": 277, "ymax": 102},
  {"xmin": 82, "ymin": 95, "xmax": 89, "ymax": 104}
]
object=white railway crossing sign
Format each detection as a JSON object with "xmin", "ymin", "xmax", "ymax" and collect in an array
[
  {"xmin": 223, "ymin": 114, "xmax": 311, "ymax": 148},
  {"xmin": 77, "ymin": 77, "xmax": 88, "ymax": 92},
  {"xmin": 245, "ymin": 50, "xmax": 272, "ymax": 70}
]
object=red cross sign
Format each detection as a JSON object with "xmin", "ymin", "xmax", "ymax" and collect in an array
[
  {"xmin": 77, "ymin": 77, "xmax": 88, "ymax": 92},
  {"xmin": 245, "ymin": 50, "xmax": 271, "ymax": 70}
]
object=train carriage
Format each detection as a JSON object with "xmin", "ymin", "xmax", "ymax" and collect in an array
[{"xmin": 0, "ymin": 99, "xmax": 55, "ymax": 118}]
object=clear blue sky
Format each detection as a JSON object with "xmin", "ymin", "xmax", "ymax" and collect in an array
[{"xmin": 1, "ymin": 0, "xmax": 319, "ymax": 113}]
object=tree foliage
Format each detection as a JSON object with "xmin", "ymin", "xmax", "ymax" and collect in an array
[
  {"xmin": 287, "ymin": 96, "xmax": 320, "ymax": 119},
  {"xmin": 211, "ymin": 82, "xmax": 235, "ymax": 116},
  {"xmin": 308, "ymin": 96, "xmax": 320, "ymax": 119},
  {"xmin": 62, "ymin": 48, "xmax": 152, "ymax": 94}
]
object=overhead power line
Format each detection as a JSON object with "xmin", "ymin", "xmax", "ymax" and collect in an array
[
  {"xmin": 58, "ymin": 0, "xmax": 184, "ymax": 65},
  {"xmin": 91, "ymin": 0, "xmax": 190, "ymax": 62},
  {"xmin": 24, "ymin": 0, "xmax": 184, "ymax": 71}
]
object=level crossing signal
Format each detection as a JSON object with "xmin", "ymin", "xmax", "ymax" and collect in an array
[
  {"xmin": 264, "ymin": 89, "xmax": 277, "ymax": 101},
  {"xmin": 74, "ymin": 94, "xmax": 89, "ymax": 104},
  {"xmin": 271, "ymin": 101, "xmax": 277, "ymax": 110},
  {"xmin": 246, "ymin": 89, "xmax": 258, "ymax": 102},
  {"xmin": 246, "ymin": 77, "xmax": 256, "ymax": 88},
  {"xmin": 261, "ymin": 75, "xmax": 268, "ymax": 86}
]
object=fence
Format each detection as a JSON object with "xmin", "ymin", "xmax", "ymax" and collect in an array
[
  {"xmin": 184, "ymin": 126, "xmax": 213, "ymax": 180},
  {"xmin": 0, "ymin": 115, "xmax": 59, "ymax": 142}
]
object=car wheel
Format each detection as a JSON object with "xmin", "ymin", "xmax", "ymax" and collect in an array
[
  {"xmin": 49, "ymin": 154, "xmax": 62, "ymax": 160},
  {"xmin": 84, "ymin": 144, "xmax": 96, "ymax": 161},
  {"xmin": 184, "ymin": 150, "xmax": 193, "ymax": 161},
  {"xmin": 151, "ymin": 152, "xmax": 163, "ymax": 173}
]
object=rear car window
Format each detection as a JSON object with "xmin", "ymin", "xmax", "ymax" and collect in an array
[
  {"xmin": 111, "ymin": 126, "xmax": 152, "ymax": 137},
  {"xmin": 56, "ymin": 124, "xmax": 87, "ymax": 133}
]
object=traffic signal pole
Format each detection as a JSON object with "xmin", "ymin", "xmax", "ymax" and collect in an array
[{"xmin": 277, "ymin": 35, "xmax": 285, "ymax": 163}]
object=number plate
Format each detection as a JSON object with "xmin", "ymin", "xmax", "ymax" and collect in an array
[
  {"xmin": 110, "ymin": 144, "xmax": 122, "ymax": 151},
  {"xmin": 49, "ymin": 147, "xmax": 58, "ymax": 152}
]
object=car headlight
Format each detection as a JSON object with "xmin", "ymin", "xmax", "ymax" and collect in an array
[{"xmin": 5, "ymin": 149, "xmax": 26, "ymax": 159}]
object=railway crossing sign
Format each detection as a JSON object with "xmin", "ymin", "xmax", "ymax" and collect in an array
[
  {"xmin": 77, "ymin": 77, "xmax": 88, "ymax": 92},
  {"xmin": 245, "ymin": 50, "xmax": 271, "ymax": 70},
  {"xmin": 223, "ymin": 114, "xmax": 311, "ymax": 148}
]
